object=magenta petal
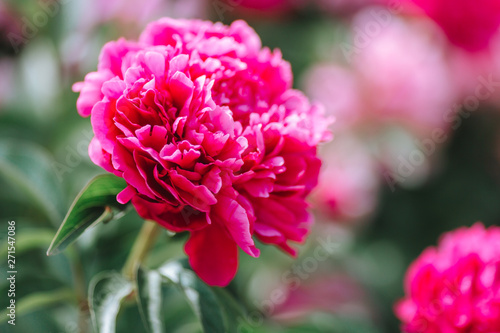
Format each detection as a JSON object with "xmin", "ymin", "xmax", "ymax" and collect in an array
[
  {"xmin": 88, "ymin": 137, "xmax": 114, "ymax": 173},
  {"xmin": 242, "ymin": 178, "xmax": 274, "ymax": 198},
  {"xmin": 212, "ymin": 192, "xmax": 260, "ymax": 257},
  {"xmin": 168, "ymin": 71, "xmax": 194, "ymax": 110},
  {"xmin": 169, "ymin": 172, "xmax": 217, "ymax": 212},
  {"xmin": 91, "ymin": 101, "xmax": 121, "ymax": 153},
  {"xmin": 74, "ymin": 70, "xmax": 114, "ymax": 117},
  {"xmin": 117, "ymin": 186, "xmax": 136, "ymax": 204},
  {"xmin": 202, "ymin": 167, "xmax": 222, "ymax": 194},
  {"xmin": 143, "ymin": 51, "xmax": 166, "ymax": 78},
  {"xmin": 101, "ymin": 78, "xmax": 126, "ymax": 99},
  {"xmin": 185, "ymin": 223, "xmax": 239, "ymax": 287}
]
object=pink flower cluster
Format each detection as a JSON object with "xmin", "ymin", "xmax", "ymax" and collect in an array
[
  {"xmin": 74, "ymin": 18, "xmax": 330, "ymax": 286},
  {"xmin": 396, "ymin": 223, "xmax": 500, "ymax": 332}
]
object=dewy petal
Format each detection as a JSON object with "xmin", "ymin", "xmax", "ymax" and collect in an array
[{"xmin": 185, "ymin": 222, "xmax": 239, "ymax": 287}]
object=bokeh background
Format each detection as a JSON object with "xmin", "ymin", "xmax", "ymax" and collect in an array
[{"xmin": 2, "ymin": 0, "xmax": 500, "ymax": 332}]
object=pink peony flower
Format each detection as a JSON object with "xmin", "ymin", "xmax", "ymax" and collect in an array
[
  {"xmin": 402, "ymin": 0, "xmax": 500, "ymax": 52},
  {"xmin": 74, "ymin": 18, "xmax": 330, "ymax": 286},
  {"xmin": 313, "ymin": 134, "xmax": 380, "ymax": 223},
  {"xmin": 395, "ymin": 223, "xmax": 500, "ymax": 332}
]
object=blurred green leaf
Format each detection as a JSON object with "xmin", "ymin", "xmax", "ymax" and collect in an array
[
  {"xmin": 158, "ymin": 260, "xmax": 226, "ymax": 333},
  {"xmin": 89, "ymin": 271, "xmax": 133, "ymax": 333},
  {"xmin": 0, "ymin": 288, "xmax": 74, "ymax": 324},
  {"xmin": 0, "ymin": 140, "xmax": 65, "ymax": 224},
  {"xmin": 213, "ymin": 288, "xmax": 246, "ymax": 333},
  {"xmin": 47, "ymin": 174, "xmax": 128, "ymax": 256},
  {"xmin": 136, "ymin": 267, "xmax": 164, "ymax": 333},
  {"xmin": 0, "ymin": 229, "xmax": 54, "ymax": 259}
]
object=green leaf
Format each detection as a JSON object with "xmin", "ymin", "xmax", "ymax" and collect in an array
[
  {"xmin": 158, "ymin": 261, "xmax": 226, "ymax": 333},
  {"xmin": 213, "ymin": 288, "xmax": 246, "ymax": 333},
  {"xmin": 0, "ymin": 140, "xmax": 65, "ymax": 224},
  {"xmin": 136, "ymin": 267, "xmax": 164, "ymax": 333},
  {"xmin": 47, "ymin": 174, "xmax": 128, "ymax": 256},
  {"xmin": 89, "ymin": 271, "xmax": 133, "ymax": 333},
  {"xmin": 0, "ymin": 288, "xmax": 74, "ymax": 324}
]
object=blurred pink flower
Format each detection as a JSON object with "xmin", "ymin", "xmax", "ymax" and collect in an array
[
  {"xmin": 220, "ymin": 0, "xmax": 306, "ymax": 17},
  {"xmin": 0, "ymin": 3, "xmax": 19, "ymax": 108},
  {"xmin": 74, "ymin": 18, "xmax": 330, "ymax": 286},
  {"xmin": 80, "ymin": 0, "xmax": 207, "ymax": 30},
  {"xmin": 303, "ymin": 65, "xmax": 363, "ymax": 131},
  {"xmin": 313, "ymin": 134, "xmax": 380, "ymax": 223},
  {"xmin": 274, "ymin": 273, "xmax": 373, "ymax": 322},
  {"xmin": 314, "ymin": 0, "xmax": 390, "ymax": 15},
  {"xmin": 445, "ymin": 34, "xmax": 500, "ymax": 104},
  {"xmin": 396, "ymin": 223, "xmax": 500, "ymax": 332},
  {"xmin": 0, "ymin": 2, "xmax": 22, "ymax": 55},
  {"xmin": 229, "ymin": 0, "xmax": 290, "ymax": 12},
  {"xmin": 304, "ymin": 15, "xmax": 457, "ymax": 137},
  {"xmin": 402, "ymin": 0, "xmax": 500, "ymax": 52}
]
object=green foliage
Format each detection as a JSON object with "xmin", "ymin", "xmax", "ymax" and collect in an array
[
  {"xmin": 89, "ymin": 271, "xmax": 134, "ymax": 333},
  {"xmin": 157, "ymin": 260, "xmax": 227, "ymax": 333},
  {"xmin": 47, "ymin": 174, "xmax": 128, "ymax": 256},
  {"xmin": 136, "ymin": 267, "xmax": 164, "ymax": 333},
  {"xmin": 0, "ymin": 140, "xmax": 65, "ymax": 224},
  {"xmin": 0, "ymin": 289, "xmax": 74, "ymax": 325}
]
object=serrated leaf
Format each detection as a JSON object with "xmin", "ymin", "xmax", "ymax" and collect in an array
[
  {"xmin": 0, "ymin": 289, "xmax": 74, "ymax": 324},
  {"xmin": 89, "ymin": 271, "xmax": 133, "ymax": 333},
  {"xmin": 47, "ymin": 174, "xmax": 127, "ymax": 256},
  {"xmin": 136, "ymin": 267, "xmax": 164, "ymax": 333},
  {"xmin": 158, "ymin": 260, "xmax": 226, "ymax": 333},
  {"xmin": 0, "ymin": 140, "xmax": 65, "ymax": 224}
]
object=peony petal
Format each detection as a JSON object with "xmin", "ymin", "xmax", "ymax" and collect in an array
[
  {"xmin": 185, "ymin": 222, "xmax": 239, "ymax": 287},
  {"xmin": 117, "ymin": 185, "xmax": 136, "ymax": 204},
  {"xmin": 212, "ymin": 191, "xmax": 260, "ymax": 257},
  {"xmin": 74, "ymin": 70, "xmax": 114, "ymax": 117},
  {"xmin": 88, "ymin": 137, "xmax": 114, "ymax": 173}
]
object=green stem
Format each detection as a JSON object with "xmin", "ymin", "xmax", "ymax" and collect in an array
[
  {"xmin": 122, "ymin": 220, "xmax": 161, "ymax": 280},
  {"xmin": 67, "ymin": 246, "xmax": 89, "ymax": 333}
]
